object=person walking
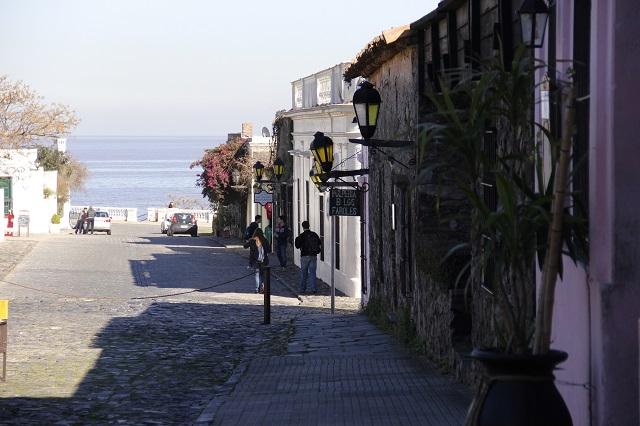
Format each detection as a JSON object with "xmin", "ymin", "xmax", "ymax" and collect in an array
[
  {"xmin": 274, "ymin": 215, "xmax": 289, "ymax": 268},
  {"xmin": 243, "ymin": 228, "xmax": 269, "ymax": 293},
  {"xmin": 264, "ymin": 221, "xmax": 273, "ymax": 252},
  {"xmin": 87, "ymin": 206, "xmax": 96, "ymax": 234},
  {"xmin": 294, "ymin": 221, "xmax": 321, "ymax": 294}
]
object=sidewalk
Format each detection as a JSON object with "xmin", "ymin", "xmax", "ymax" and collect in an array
[{"xmin": 200, "ymin": 237, "xmax": 471, "ymax": 425}]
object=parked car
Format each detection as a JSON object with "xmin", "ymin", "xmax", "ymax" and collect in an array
[
  {"xmin": 167, "ymin": 212, "xmax": 198, "ymax": 237},
  {"xmin": 160, "ymin": 208, "xmax": 180, "ymax": 234},
  {"xmin": 92, "ymin": 211, "xmax": 112, "ymax": 235}
]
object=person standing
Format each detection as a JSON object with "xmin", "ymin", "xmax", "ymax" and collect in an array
[
  {"xmin": 74, "ymin": 208, "xmax": 88, "ymax": 235},
  {"xmin": 264, "ymin": 221, "xmax": 272, "ymax": 252},
  {"xmin": 243, "ymin": 228, "xmax": 269, "ymax": 293},
  {"xmin": 274, "ymin": 215, "xmax": 289, "ymax": 268},
  {"xmin": 87, "ymin": 206, "xmax": 96, "ymax": 234},
  {"xmin": 244, "ymin": 215, "xmax": 261, "ymax": 242},
  {"xmin": 294, "ymin": 221, "xmax": 321, "ymax": 294}
]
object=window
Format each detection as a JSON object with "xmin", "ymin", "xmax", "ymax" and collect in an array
[
  {"xmin": 334, "ymin": 216, "xmax": 340, "ymax": 270},
  {"xmin": 294, "ymin": 82, "xmax": 303, "ymax": 109},
  {"xmin": 316, "ymin": 75, "xmax": 332, "ymax": 105},
  {"xmin": 0, "ymin": 178, "xmax": 11, "ymax": 214},
  {"xmin": 319, "ymin": 196, "xmax": 325, "ymax": 261}
]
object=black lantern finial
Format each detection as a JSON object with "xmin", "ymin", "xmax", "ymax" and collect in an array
[
  {"xmin": 352, "ymin": 80, "xmax": 382, "ymax": 140},
  {"xmin": 518, "ymin": 0, "xmax": 550, "ymax": 48}
]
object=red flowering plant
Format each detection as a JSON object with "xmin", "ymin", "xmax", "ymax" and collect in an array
[{"xmin": 190, "ymin": 137, "xmax": 251, "ymax": 207}]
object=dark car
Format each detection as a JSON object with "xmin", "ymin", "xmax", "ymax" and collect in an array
[{"xmin": 167, "ymin": 212, "xmax": 198, "ymax": 237}]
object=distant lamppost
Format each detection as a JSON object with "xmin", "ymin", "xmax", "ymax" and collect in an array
[
  {"xmin": 518, "ymin": 0, "xmax": 550, "ymax": 48},
  {"xmin": 253, "ymin": 159, "xmax": 285, "ymax": 250}
]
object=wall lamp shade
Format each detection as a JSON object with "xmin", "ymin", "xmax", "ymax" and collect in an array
[
  {"xmin": 273, "ymin": 158, "xmax": 284, "ymax": 181},
  {"xmin": 352, "ymin": 81, "xmax": 381, "ymax": 140},
  {"xmin": 253, "ymin": 161, "xmax": 264, "ymax": 182},
  {"xmin": 518, "ymin": 0, "xmax": 550, "ymax": 48},
  {"xmin": 310, "ymin": 131, "xmax": 334, "ymax": 173}
]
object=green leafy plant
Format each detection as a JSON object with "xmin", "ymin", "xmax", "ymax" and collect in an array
[
  {"xmin": 43, "ymin": 186, "xmax": 55, "ymax": 199},
  {"xmin": 419, "ymin": 46, "xmax": 588, "ymax": 355},
  {"xmin": 50, "ymin": 213, "xmax": 61, "ymax": 224}
]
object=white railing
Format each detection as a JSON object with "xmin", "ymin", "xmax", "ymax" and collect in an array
[
  {"xmin": 70, "ymin": 206, "xmax": 138, "ymax": 222},
  {"xmin": 147, "ymin": 208, "xmax": 213, "ymax": 223}
]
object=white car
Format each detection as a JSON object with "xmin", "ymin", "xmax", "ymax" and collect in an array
[
  {"xmin": 92, "ymin": 211, "xmax": 112, "ymax": 235},
  {"xmin": 160, "ymin": 208, "xmax": 178, "ymax": 234}
]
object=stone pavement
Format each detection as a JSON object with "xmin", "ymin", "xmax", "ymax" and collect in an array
[
  {"xmin": 0, "ymin": 226, "xmax": 300, "ymax": 424},
  {"xmin": 199, "ymin": 238, "xmax": 471, "ymax": 425}
]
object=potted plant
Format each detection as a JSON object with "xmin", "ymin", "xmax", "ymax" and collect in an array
[
  {"xmin": 50, "ymin": 213, "xmax": 62, "ymax": 234},
  {"xmin": 419, "ymin": 46, "xmax": 588, "ymax": 425}
]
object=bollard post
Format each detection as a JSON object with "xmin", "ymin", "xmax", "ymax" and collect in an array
[{"xmin": 263, "ymin": 266, "xmax": 271, "ymax": 325}]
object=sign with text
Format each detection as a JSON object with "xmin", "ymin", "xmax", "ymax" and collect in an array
[
  {"xmin": 329, "ymin": 189, "xmax": 360, "ymax": 216},
  {"xmin": 253, "ymin": 190, "xmax": 273, "ymax": 206}
]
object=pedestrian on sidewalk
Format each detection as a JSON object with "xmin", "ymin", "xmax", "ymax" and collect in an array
[
  {"xmin": 243, "ymin": 228, "xmax": 269, "ymax": 293},
  {"xmin": 274, "ymin": 215, "xmax": 289, "ymax": 268},
  {"xmin": 244, "ymin": 215, "xmax": 261, "ymax": 242},
  {"xmin": 294, "ymin": 221, "xmax": 321, "ymax": 294},
  {"xmin": 244, "ymin": 215, "xmax": 262, "ymax": 268}
]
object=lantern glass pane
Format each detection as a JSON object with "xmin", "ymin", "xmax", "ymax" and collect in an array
[
  {"xmin": 368, "ymin": 104, "xmax": 380, "ymax": 126},
  {"xmin": 520, "ymin": 14, "xmax": 533, "ymax": 46},
  {"xmin": 354, "ymin": 103, "xmax": 367, "ymax": 127},
  {"xmin": 534, "ymin": 12, "xmax": 548, "ymax": 46},
  {"xmin": 326, "ymin": 143, "xmax": 333, "ymax": 161}
]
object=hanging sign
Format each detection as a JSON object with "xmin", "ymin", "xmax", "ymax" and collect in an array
[
  {"xmin": 253, "ymin": 190, "xmax": 273, "ymax": 206},
  {"xmin": 329, "ymin": 189, "xmax": 360, "ymax": 216}
]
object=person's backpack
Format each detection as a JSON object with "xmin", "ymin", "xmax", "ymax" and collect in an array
[{"xmin": 305, "ymin": 232, "xmax": 321, "ymax": 255}]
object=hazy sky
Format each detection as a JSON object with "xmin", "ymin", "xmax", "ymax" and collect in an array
[{"xmin": 1, "ymin": 0, "xmax": 439, "ymax": 136}]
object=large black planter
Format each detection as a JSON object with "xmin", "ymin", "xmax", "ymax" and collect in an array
[{"xmin": 466, "ymin": 348, "xmax": 572, "ymax": 426}]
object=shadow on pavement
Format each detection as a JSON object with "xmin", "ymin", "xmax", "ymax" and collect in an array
[
  {"xmin": 128, "ymin": 236, "xmax": 296, "ymax": 298},
  {"xmin": 0, "ymin": 301, "xmax": 309, "ymax": 424}
]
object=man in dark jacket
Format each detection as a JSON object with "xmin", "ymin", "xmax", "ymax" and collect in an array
[
  {"xmin": 294, "ymin": 221, "xmax": 321, "ymax": 294},
  {"xmin": 244, "ymin": 215, "xmax": 261, "ymax": 241}
]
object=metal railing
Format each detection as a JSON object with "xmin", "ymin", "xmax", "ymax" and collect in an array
[{"xmin": 70, "ymin": 206, "xmax": 138, "ymax": 222}]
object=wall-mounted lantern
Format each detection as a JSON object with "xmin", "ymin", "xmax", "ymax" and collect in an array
[
  {"xmin": 352, "ymin": 81, "xmax": 381, "ymax": 140},
  {"xmin": 273, "ymin": 158, "xmax": 284, "ymax": 181},
  {"xmin": 253, "ymin": 161, "xmax": 265, "ymax": 182},
  {"xmin": 310, "ymin": 132, "xmax": 334, "ymax": 173},
  {"xmin": 518, "ymin": 0, "xmax": 550, "ymax": 48}
]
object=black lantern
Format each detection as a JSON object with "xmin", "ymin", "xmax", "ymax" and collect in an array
[
  {"xmin": 309, "ymin": 167, "xmax": 326, "ymax": 191},
  {"xmin": 518, "ymin": 0, "xmax": 550, "ymax": 48},
  {"xmin": 273, "ymin": 158, "xmax": 284, "ymax": 181},
  {"xmin": 352, "ymin": 80, "xmax": 381, "ymax": 140},
  {"xmin": 253, "ymin": 161, "xmax": 264, "ymax": 182},
  {"xmin": 310, "ymin": 131, "xmax": 334, "ymax": 173}
]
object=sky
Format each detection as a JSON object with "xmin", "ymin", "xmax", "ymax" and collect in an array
[{"xmin": 0, "ymin": 0, "xmax": 439, "ymax": 137}]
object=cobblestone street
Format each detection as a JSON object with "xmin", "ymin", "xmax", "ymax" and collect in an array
[
  {"xmin": 0, "ymin": 224, "xmax": 314, "ymax": 424},
  {"xmin": 0, "ymin": 224, "xmax": 469, "ymax": 425}
]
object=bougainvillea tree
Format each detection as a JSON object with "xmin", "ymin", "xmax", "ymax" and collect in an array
[{"xmin": 191, "ymin": 137, "xmax": 251, "ymax": 206}]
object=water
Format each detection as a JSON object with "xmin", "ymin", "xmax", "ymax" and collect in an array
[{"xmin": 67, "ymin": 136, "xmax": 224, "ymax": 215}]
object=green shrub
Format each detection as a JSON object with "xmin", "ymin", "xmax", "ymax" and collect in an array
[{"xmin": 51, "ymin": 213, "xmax": 61, "ymax": 224}]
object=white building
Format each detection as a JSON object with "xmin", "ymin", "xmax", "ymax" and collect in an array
[
  {"xmin": 1, "ymin": 147, "xmax": 58, "ymax": 235},
  {"xmin": 282, "ymin": 63, "xmax": 365, "ymax": 297}
]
